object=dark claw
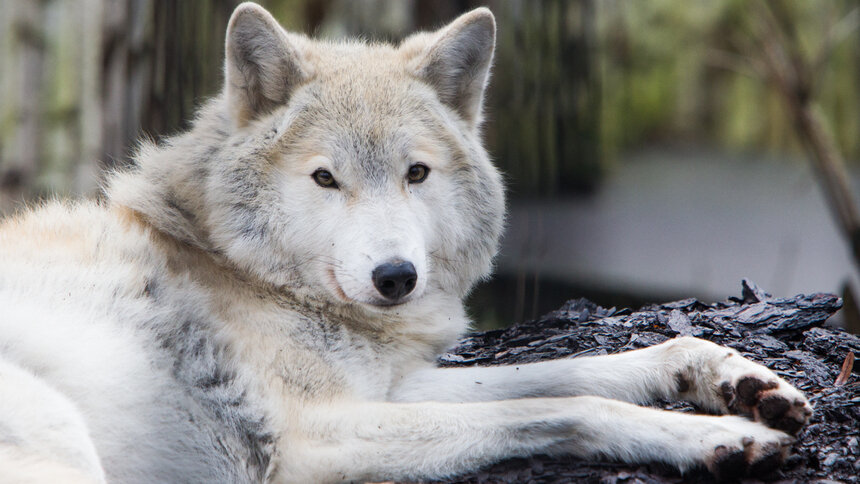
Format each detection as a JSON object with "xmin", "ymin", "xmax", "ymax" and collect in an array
[
  {"xmin": 736, "ymin": 377, "xmax": 766, "ymax": 406},
  {"xmin": 713, "ymin": 445, "xmax": 747, "ymax": 482},
  {"xmin": 773, "ymin": 415, "xmax": 804, "ymax": 435},
  {"xmin": 758, "ymin": 395, "xmax": 790, "ymax": 420},
  {"xmin": 748, "ymin": 443, "xmax": 783, "ymax": 477},
  {"xmin": 757, "ymin": 395, "xmax": 806, "ymax": 434}
]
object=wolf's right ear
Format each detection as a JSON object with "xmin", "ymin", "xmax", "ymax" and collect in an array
[{"xmin": 225, "ymin": 2, "xmax": 309, "ymax": 127}]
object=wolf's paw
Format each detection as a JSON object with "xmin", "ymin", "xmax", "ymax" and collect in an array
[
  {"xmin": 717, "ymin": 368, "xmax": 812, "ymax": 435},
  {"xmin": 674, "ymin": 337, "xmax": 813, "ymax": 434},
  {"xmin": 703, "ymin": 417, "xmax": 794, "ymax": 481}
]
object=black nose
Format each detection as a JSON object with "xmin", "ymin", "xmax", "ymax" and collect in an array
[{"xmin": 372, "ymin": 261, "xmax": 417, "ymax": 301}]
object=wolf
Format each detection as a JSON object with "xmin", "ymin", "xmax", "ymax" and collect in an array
[{"xmin": 0, "ymin": 3, "xmax": 813, "ymax": 483}]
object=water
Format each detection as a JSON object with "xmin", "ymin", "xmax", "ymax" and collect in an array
[{"xmin": 468, "ymin": 147, "xmax": 856, "ymax": 329}]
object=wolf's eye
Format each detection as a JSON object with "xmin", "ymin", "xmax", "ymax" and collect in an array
[
  {"xmin": 312, "ymin": 169, "xmax": 338, "ymax": 189},
  {"xmin": 407, "ymin": 164, "xmax": 429, "ymax": 184}
]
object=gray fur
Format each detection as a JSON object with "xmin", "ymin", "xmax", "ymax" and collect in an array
[
  {"xmin": 226, "ymin": 3, "xmax": 310, "ymax": 127},
  {"xmin": 149, "ymin": 312, "xmax": 273, "ymax": 480},
  {"xmin": 410, "ymin": 8, "xmax": 496, "ymax": 127}
]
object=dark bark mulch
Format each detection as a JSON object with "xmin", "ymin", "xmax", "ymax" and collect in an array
[{"xmin": 439, "ymin": 280, "xmax": 858, "ymax": 483}]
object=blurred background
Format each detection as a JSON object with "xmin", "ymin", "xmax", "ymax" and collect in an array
[{"xmin": 2, "ymin": 0, "xmax": 859, "ymax": 331}]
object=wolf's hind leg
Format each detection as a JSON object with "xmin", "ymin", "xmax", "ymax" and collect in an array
[{"xmin": 0, "ymin": 357, "xmax": 106, "ymax": 483}]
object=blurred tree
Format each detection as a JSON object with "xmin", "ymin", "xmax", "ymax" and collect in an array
[
  {"xmin": 1, "ymin": 1, "xmax": 51, "ymax": 212},
  {"xmin": 0, "ymin": 0, "xmax": 239, "ymax": 214},
  {"xmin": 101, "ymin": 0, "xmax": 238, "ymax": 167},
  {"xmin": 488, "ymin": 0, "xmax": 601, "ymax": 197}
]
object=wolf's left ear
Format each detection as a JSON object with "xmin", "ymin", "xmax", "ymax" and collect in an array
[
  {"xmin": 224, "ymin": 2, "xmax": 309, "ymax": 127},
  {"xmin": 405, "ymin": 8, "xmax": 496, "ymax": 128}
]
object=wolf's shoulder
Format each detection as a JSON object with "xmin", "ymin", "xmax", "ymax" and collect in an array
[{"xmin": 0, "ymin": 201, "xmax": 142, "ymax": 260}]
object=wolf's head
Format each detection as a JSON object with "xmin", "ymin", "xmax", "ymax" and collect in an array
[{"xmin": 112, "ymin": 2, "xmax": 504, "ymax": 313}]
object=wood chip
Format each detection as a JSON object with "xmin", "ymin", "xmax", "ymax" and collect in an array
[{"xmin": 834, "ymin": 351, "xmax": 855, "ymax": 386}]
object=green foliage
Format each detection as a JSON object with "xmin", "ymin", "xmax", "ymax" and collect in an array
[{"xmin": 599, "ymin": 0, "xmax": 860, "ymax": 164}]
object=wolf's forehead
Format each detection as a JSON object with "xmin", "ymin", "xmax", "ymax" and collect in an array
[
  {"xmin": 314, "ymin": 60, "xmax": 419, "ymax": 112},
  {"xmin": 287, "ymin": 62, "xmax": 445, "ymax": 165},
  {"xmin": 275, "ymin": 44, "xmax": 464, "ymax": 178}
]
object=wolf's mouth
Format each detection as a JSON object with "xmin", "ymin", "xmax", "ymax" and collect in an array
[
  {"xmin": 368, "ymin": 297, "xmax": 413, "ymax": 308},
  {"xmin": 326, "ymin": 267, "xmax": 351, "ymax": 303}
]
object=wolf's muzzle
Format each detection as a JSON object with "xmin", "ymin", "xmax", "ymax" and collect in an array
[{"xmin": 372, "ymin": 260, "xmax": 417, "ymax": 302}]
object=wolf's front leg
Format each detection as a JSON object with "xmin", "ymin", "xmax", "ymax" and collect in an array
[
  {"xmin": 391, "ymin": 336, "xmax": 812, "ymax": 434},
  {"xmin": 288, "ymin": 396, "xmax": 793, "ymax": 483}
]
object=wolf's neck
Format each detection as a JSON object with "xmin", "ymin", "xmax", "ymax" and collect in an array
[{"xmin": 107, "ymin": 99, "xmax": 232, "ymax": 250}]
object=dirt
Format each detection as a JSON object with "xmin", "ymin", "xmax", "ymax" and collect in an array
[{"xmin": 437, "ymin": 280, "xmax": 858, "ymax": 483}]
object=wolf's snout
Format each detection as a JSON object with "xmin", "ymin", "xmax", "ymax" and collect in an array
[{"xmin": 372, "ymin": 261, "xmax": 417, "ymax": 302}]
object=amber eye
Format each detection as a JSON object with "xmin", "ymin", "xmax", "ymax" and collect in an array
[
  {"xmin": 407, "ymin": 163, "xmax": 429, "ymax": 184},
  {"xmin": 312, "ymin": 169, "xmax": 338, "ymax": 189}
]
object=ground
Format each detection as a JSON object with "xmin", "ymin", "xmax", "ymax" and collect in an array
[{"xmin": 441, "ymin": 280, "xmax": 857, "ymax": 483}]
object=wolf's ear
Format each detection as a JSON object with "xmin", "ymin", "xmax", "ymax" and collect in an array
[
  {"xmin": 405, "ymin": 8, "xmax": 496, "ymax": 128},
  {"xmin": 224, "ymin": 2, "xmax": 309, "ymax": 127}
]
